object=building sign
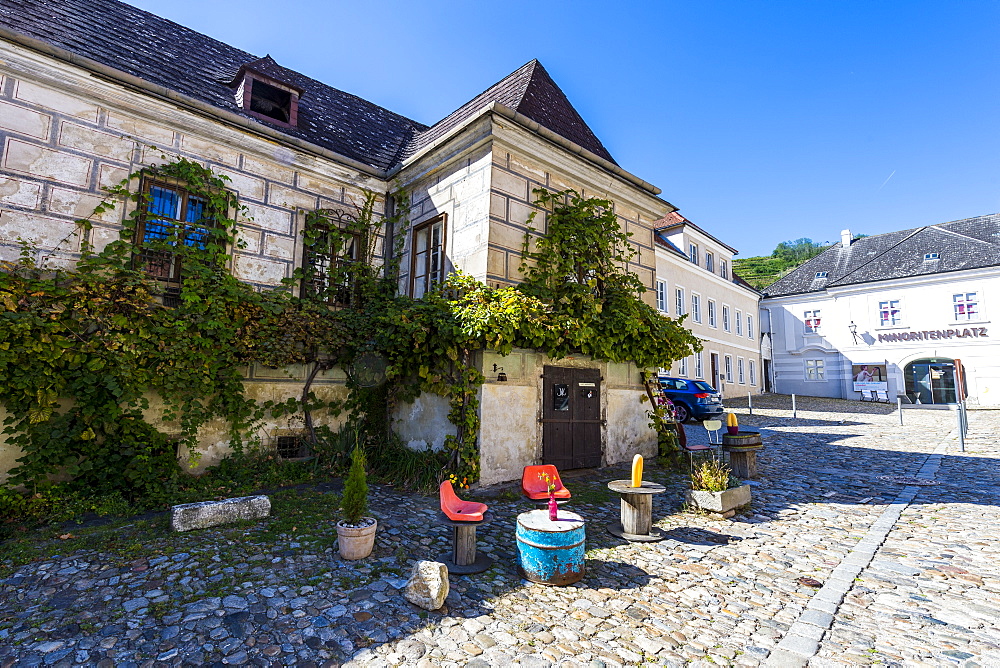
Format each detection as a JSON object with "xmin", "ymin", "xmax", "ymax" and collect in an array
[
  {"xmin": 877, "ymin": 327, "xmax": 988, "ymax": 343},
  {"xmin": 852, "ymin": 363, "xmax": 888, "ymax": 391}
]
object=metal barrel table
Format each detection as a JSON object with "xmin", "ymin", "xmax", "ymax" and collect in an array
[
  {"xmin": 516, "ymin": 509, "xmax": 585, "ymax": 586},
  {"xmin": 606, "ymin": 479, "xmax": 667, "ymax": 542},
  {"xmin": 721, "ymin": 431, "xmax": 763, "ymax": 478}
]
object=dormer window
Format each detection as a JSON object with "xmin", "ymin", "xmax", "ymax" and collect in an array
[
  {"xmin": 815, "ymin": 271, "xmax": 828, "ymax": 278},
  {"xmin": 231, "ymin": 57, "xmax": 303, "ymax": 129},
  {"xmin": 924, "ymin": 252, "xmax": 939, "ymax": 260}
]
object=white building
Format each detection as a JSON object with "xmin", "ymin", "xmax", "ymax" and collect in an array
[
  {"xmin": 761, "ymin": 215, "xmax": 1000, "ymax": 406},
  {"xmin": 653, "ymin": 212, "xmax": 764, "ymax": 399}
]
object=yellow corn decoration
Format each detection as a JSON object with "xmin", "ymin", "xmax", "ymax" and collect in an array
[
  {"xmin": 631, "ymin": 454, "xmax": 643, "ymax": 487},
  {"xmin": 727, "ymin": 412, "xmax": 738, "ymax": 428}
]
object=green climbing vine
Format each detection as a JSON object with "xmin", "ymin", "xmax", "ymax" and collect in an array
[{"xmin": 1, "ymin": 164, "xmax": 699, "ymax": 508}]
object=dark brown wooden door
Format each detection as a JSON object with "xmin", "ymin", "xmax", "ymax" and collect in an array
[{"xmin": 542, "ymin": 366, "xmax": 603, "ymax": 470}]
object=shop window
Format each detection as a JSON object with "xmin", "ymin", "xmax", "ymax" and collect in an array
[
  {"xmin": 410, "ymin": 214, "xmax": 446, "ymax": 298},
  {"xmin": 878, "ymin": 300, "xmax": 902, "ymax": 326},
  {"xmin": 804, "ymin": 309, "xmax": 821, "ymax": 334},
  {"xmin": 805, "ymin": 359, "xmax": 825, "ymax": 380},
  {"xmin": 953, "ymin": 292, "xmax": 979, "ymax": 321}
]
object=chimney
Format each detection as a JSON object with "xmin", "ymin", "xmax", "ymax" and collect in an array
[{"xmin": 841, "ymin": 229, "xmax": 852, "ymax": 247}]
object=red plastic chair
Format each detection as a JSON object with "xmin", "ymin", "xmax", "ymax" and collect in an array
[
  {"xmin": 521, "ymin": 465, "xmax": 572, "ymax": 502},
  {"xmin": 439, "ymin": 480, "xmax": 488, "ymax": 522}
]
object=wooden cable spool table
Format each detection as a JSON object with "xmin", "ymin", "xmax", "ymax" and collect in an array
[
  {"xmin": 438, "ymin": 511, "xmax": 493, "ymax": 575},
  {"xmin": 606, "ymin": 479, "xmax": 667, "ymax": 542},
  {"xmin": 721, "ymin": 431, "xmax": 763, "ymax": 478}
]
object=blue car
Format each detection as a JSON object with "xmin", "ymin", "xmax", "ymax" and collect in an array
[{"xmin": 658, "ymin": 376, "xmax": 725, "ymax": 423}]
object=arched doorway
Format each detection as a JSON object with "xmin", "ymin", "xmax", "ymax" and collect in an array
[{"xmin": 904, "ymin": 358, "xmax": 957, "ymax": 404}]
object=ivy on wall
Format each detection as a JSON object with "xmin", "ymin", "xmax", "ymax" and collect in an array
[{"xmin": 0, "ymin": 162, "xmax": 699, "ymax": 502}]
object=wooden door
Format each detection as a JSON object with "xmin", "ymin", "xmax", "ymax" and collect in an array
[{"xmin": 542, "ymin": 366, "xmax": 603, "ymax": 470}]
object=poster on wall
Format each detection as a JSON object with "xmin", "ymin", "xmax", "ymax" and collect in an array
[{"xmin": 852, "ymin": 363, "xmax": 888, "ymax": 391}]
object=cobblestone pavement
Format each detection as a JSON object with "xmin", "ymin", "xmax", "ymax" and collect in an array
[{"xmin": 2, "ymin": 395, "xmax": 998, "ymax": 667}]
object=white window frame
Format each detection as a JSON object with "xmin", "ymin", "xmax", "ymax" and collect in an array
[
  {"xmin": 953, "ymin": 292, "xmax": 980, "ymax": 321},
  {"xmin": 735, "ymin": 309, "xmax": 743, "ymax": 336},
  {"xmin": 695, "ymin": 351, "xmax": 704, "ymax": 379},
  {"xmin": 689, "ymin": 243, "xmax": 699, "ymax": 265},
  {"xmin": 675, "ymin": 287, "xmax": 685, "ymax": 316},
  {"xmin": 877, "ymin": 300, "xmax": 902, "ymax": 327},
  {"xmin": 679, "ymin": 356, "xmax": 688, "ymax": 377},
  {"xmin": 720, "ymin": 259, "xmax": 728, "ymax": 279},
  {"xmin": 722, "ymin": 305, "xmax": 731, "ymax": 332},
  {"xmin": 708, "ymin": 300, "xmax": 717, "ymax": 327},
  {"xmin": 805, "ymin": 359, "xmax": 825, "ymax": 381},
  {"xmin": 724, "ymin": 355, "xmax": 733, "ymax": 382},
  {"xmin": 747, "ymin": 314, "xmax": 754, "ymax": 339},
  {"xmin": 691, "ymin": 293, "xmax": 702, "ymax": 323},
  {"xmin": 804, "ymin": 309, "xmax": 821, "ymax": 334},
  {"xmin": 656, "ymin": 279, "xmax": 668, "ymax": 313},
  {"xmin": 738, "ymin": 357, "xmax": 746, "ymax": 384},
  {"xmin": 749, "ymin": 359, "xmax": 757, "ymax": 386},
  {"xmin": 705, "ymin": 251, "xmax": 714, "ymax": 272}
]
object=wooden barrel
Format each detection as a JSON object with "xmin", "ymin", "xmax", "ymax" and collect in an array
[
  {"xmin": 516, "ymin": 509, "xmax": 585, "ymax": 586},
  {"xmin": 722, "ymin": 431, "xmax": 763, "ymax": 479}
]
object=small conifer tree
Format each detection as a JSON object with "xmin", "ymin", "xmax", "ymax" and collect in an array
[{"xmin": 340, "ymin": 445, "xmax": 369, "ymax": 525}]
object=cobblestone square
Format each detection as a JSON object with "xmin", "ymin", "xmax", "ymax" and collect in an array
[{"xmin": 1, "ymin": 395, "xmax": 998, "ymax": 667}]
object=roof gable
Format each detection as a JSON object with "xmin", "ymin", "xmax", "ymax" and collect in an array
[{"xmin": 405, "ymin": 59, "xmax": 616, "ymax": 164}]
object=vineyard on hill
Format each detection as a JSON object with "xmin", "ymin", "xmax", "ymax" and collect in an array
[{"xmin": 732, "ymin": 237, "xmax": 845, "ymax": 290}]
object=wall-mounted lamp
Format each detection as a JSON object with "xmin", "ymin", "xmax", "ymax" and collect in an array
[
  {"xmin": 492, "ymin": 363, "xmax": 507, "ymax": 382},
  {"xmin": 849, "ymin": 321, "xmax": 859, "ymax": 344}
]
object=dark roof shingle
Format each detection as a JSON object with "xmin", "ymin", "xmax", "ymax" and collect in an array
[{"xmin": 763, "ymin": 213, "xmax": 1000, "ymax": 297}]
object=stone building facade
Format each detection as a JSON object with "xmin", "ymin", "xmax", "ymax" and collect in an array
[{"xmin": 0, "ymin": 0, "xmax": 721, "ymax": 485}]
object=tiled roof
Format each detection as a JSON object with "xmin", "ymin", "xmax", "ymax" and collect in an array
[
  {"xmin": 763, "ymin": 213, "xmax": 1000, "ymax": 297},
  {"xmin": 404, "ymin": 60, "xmax": 616, "ymax": 165},
  {"xmin": 0, "ymin": 1, "xmax": 617, "ymax": 172},
  {"xmin": 0, "ymin": 0, "xmax": 427, "ymax": 171}
]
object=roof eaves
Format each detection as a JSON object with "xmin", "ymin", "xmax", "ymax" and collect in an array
[{"xmin": 654, "ymin": 219, "xmax": 738, "ymax": 255}]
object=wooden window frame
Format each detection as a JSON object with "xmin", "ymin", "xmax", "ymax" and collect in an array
[
  {"xmin": 409, "ymin": 214, "xmax": 447, "ymax": 298},
  {"xmin": 301, "ymin": 223, "xmax": 360, "ymax": 307}
]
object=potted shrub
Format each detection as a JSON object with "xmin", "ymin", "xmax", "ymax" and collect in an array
[
  {"xmin": 684, "ymin": 459, "xmax": 750, "ymax": 518},
  {"xmin": 337, "ymin": 445, "xmax": 377, "ymax": 560}
]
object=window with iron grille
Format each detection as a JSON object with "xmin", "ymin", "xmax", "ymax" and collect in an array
[
  {"xmin": 275, "ymin": 434, "xmax": 308, "ymax": 459},
  {"xmin": 411, "ymin": 215, "xmax": 446, "ymax": 298},
  {"xmin": 301, "ymin": 223, "xmax": 359, "ymax": 306},
  {"xmin": 133, "ymin": 179, "xmax": 220, "ymax": 302}
]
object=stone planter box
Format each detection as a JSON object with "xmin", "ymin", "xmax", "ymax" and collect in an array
[{"xmin": 685, "ymin": 484, "xmax": 751, "ymax": 518}]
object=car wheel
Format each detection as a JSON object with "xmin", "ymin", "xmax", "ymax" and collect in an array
[{"xmin": 673, "ymin": 402, "xmax": 691, "ymax": 423}]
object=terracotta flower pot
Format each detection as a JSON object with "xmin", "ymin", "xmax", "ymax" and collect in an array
[{"xmin": 337, "ymin": 517, "xmax": 377, "ymax": 560}]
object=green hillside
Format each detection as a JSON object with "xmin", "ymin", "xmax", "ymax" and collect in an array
[{"xmin": 733, "ymin": 237, "xmax": 836, "ymax": 290}]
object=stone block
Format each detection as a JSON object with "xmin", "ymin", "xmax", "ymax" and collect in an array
[
  {"xmin": 3, "ymin": 139, "xmax": 92, "ymax": 186},
  {"xmin": 508, "ymin": 153, "xmax": 547, "ymax": 183},
  {"xmin": 491, "ymin": 168, "xmax": 528, "ymax": 200},
  {"xmin": 242, "ymin": 155, "xmax": 294, "ymax": 184},
  {"xmin": 48, "ymin": 187, "xmax": 121, "ymax": 223},
  {"xmin": 233, "ymin": 253, "xmax": 288, "ymax": 285},
  {"xmin": 490, "ymin": 222, "xmax": 528, "ymax": 251},
  {"xmin": 404, "ymin": 560, "xmax": 449, "ymax": 611},
  {"xmin": 215, "ymin": 169, "xmax": 265, "ymax": 201},
  {"xmin": 0, "ymin": 210, "xmax": 80, "ymax": 251},
  {"xmin": 105, "ymin": 112, "xmax": 175, "ymax": 146},
  {"xmin": 240, "ymin": 203, "xmax": 292, "ymax": 234},
  {"xmin": 508, "ymin": 200, "xmax": 538, "ymax": 227},
  {"xmin": 59, "ymin": 122, "xmax": 134, "ymax": 162},
  {"xmin": 237, "ymin": 228, "xmax": 261, "ymax": 254},
  {"xmin": 180, "ymin": 134, "xmax": 239, "ymax": 166},
  {"xmin": 14, "ymin": 80, "xmax": 100, "ymax": 122},
  {"xmin": 487, "ymin": 248, "xmax": 506, "ymax": 277},
  {"xmin": 684, "ymin": 485, "xmax": 751, "ymax": 513},
  {"xmin": 89, "ymin": 224, "xmax": 121, "ymax": 254},
  {"xmin": 170, "ymin": 495, "xmax": 270, "ymax": 532},
  {"xmin": 489, "ymin": 192, "xmax": 507, "ymax": 219},
  {"xmin": 98, "ymin": 164, "xmax": 131, "ymax": 189},
  {"xmin": 268, "ymin": 183, "xmax": 317, "ymax": 211},
  {"xmin": 0, "ymin": 176, "xmax": 42, "ymax": 208},
  {"xmin": 262, "ymin": 233, "xmax": 296, "ymax": 261},
  {"xmin": 0, "ymin": 100, "xmax": 51, "ymax": 140},
  {"xmin": 296, "ymin": 172, "xmax": 342, "ymax": 200}
]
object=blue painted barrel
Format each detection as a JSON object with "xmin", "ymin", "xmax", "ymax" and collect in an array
[{"xmin": 516, "ymin": 509, "xmax": 585, "ymax": 586}]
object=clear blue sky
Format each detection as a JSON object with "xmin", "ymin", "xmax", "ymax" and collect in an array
[{"xmin": 129, "ymin": 0, "xmax": 1000, "ymax": 258}]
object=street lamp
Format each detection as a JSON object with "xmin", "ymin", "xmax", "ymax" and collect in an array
[{"xmin": 849, "ymin": 321, "xmax": 859, "ymax": 344}]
